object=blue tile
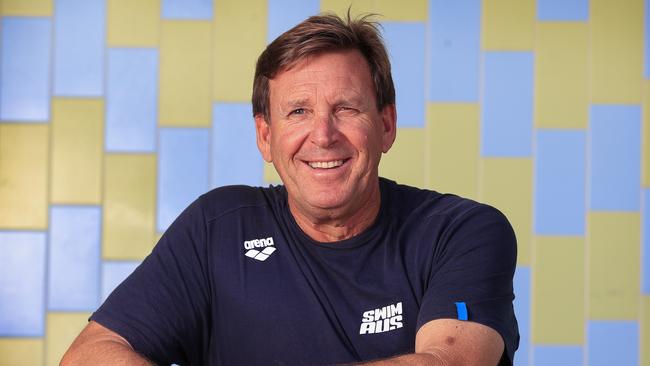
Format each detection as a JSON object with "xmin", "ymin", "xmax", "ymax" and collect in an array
[
  {"xmin": 589, "ymin": 105, "xmax": 641, "ymax": 211},
  {"xmin": 382, "ymin": 22, "xmax": 426, "ymax": 127},
  {"xmin": 101, "ymin": 261, "xmax": 140, "ymax": 302},
  {"xmin": 47, "ymin": 206, "xmax": 101, "ymax": 311},
  {"xmin": 481, "ymin": 52, "xmax": 534, "ymax": 157},
  {"xmin": 534, "ymin": 130, "xmax": 586, "ymax": 235},
  {"xmin": 0, "ymin": 17, "xmax": 51, "ymax": 121},
  {"xmin": 0, "ymin": 231, "xmax": 46, "ymax": 336},
  {"xmin": 428, "ymin": 0, "xmax": 481, "ymax": 102},
  {"xmin": 157, "ymin": 128, "xmax": 210, "ymax": 232},
  {"xmin": 533, "ymin": 345, "xmax": 583, "ymax": 365},
  {"xmin": 162, "ymin": 0, "xmax": 212, "ymax": 20},
  {"xmin": 587, "ymin": 321, "xmax": 638, "ymax": 366},
  {"xmin": 513, "ymin": 266, "xmax": 531, "ymax": 366},
  {"xmin": 53, "ymin": 0, "xmax": 106, "ymax": 96},
  {"xmin": 267, "ymin": 0, "xmax": 319, "ymax": 43},
  {"xmin": 643, "ymin": 189, "xmax": 650, "ymax": 294},
  {"xmin": 537, "ymin": 0, "xmax": 589, "ymax": 21},
  {"xmin": 212, "ymin": 103, "xmax": 264, "ymax": 187},
  {"xmin": 106, "ymin": 48, "xmax": 159, "ymax": 152}
]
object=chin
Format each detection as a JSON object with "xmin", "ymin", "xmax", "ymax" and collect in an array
[{"xmin": 303, "ymin": 188, "xmax": 351, "ymax": 211}]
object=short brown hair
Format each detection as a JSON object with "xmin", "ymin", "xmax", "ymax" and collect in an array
[{"xmin": 252, "ymin": 12, "xmax": 395, "ymax": 121}]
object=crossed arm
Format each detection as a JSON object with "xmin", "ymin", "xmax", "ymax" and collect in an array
[{"xmin": 61, "ymin": 318, "xmax": 504, "ymax": 365}]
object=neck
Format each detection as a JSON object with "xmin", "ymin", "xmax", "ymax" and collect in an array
[{"xmin": 288, "ymin": 181, "xmax": 382, "ymax": 243}]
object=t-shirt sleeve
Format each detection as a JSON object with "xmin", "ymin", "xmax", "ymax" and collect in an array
[
  {"xmin": 416, "ymin": 204, "xmax": 519, "ymax": 365},
  {"xmin": 90, "ymin": 197, "xmax": 211, "ymax": 365}
]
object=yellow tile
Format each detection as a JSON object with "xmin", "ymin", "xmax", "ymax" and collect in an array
[
  {"xmin": 532, "ymin": 236, "xmax": 585, "ymax": 344},
  {"xmin": 479, "ymin": 158, "xmax": 532, "ymax": 265},
  {"xmin": 0, "ymin": 338, "xmax": 44, "ymax": 366},
  {"xmin": 535, "ymin": 22, "xmax": 589, "ymax": 129},
  {"xmin": 426, "ymin": 103, "xmax": 479, "ymax": 199},
  {"xmin": 264, "ymin": 162, "xmax": 282, "ymax": 185},
  {"xmin": 212, "ymin": 0, "xmax": 266, "ymax": 102},
  {"xmin": 0, "ymin": 124, "xmax": 48, "ymax": 229},
  {"xmin": 160, "ymin": 21, "xmax": 212, "ymax": 127},
  {"xmin": 590, "ymin": 0, "xmax": 644, "ymax": 104},
  {"xmin": 320, "ymin": 0, "xmax": 427, "ymax": 21},
  {"xmin": 379, "ymin": 128, "xmax": 425, "ymax": 187},
  {"xmin": 45, "ymin": 312, "xmax": 90, "ymax": 366},
  {"xmin": 107, "ymin": 0, "xmax": 160, "ymax": 47},
  {"xmin": 50, "ymin": 99, "xmax": 103, "ymax": 204},
  {"xmin": 103, "ymin": 154, "xmax": 157, "ymax": 260},
  {"xmin": 588, "ymin": 212, "xmax": 640, "ymax": 319},
  {"xmin": 643, "ymin": 80, "xmax": 649, "ymax": 187},
  {"xmin": 372, "ymin": 0, "xmax": 427, "ymax": 22},
  {"xmin": 1, "ymin": 0, "xmax": 52, "ymax": 16},
  {"xmin": 481, "ymin": 0, "xmax": 535, "ymax": 50},
  {"xmin": 642, "ymin": 296, "xmax": 650, "ymax": 366}
]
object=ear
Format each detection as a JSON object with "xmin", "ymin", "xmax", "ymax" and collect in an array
[
  {"xmin": 255, "ymin": 114, "xmax": 273, "ymax": 162},
  {"xmin": 380, "ymin": 104, "xmax": 397, "ymax": 153}
]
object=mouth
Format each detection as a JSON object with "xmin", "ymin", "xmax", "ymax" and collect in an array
[{"xmin": 305, "ymin": 159, "xmax": 349, "ymax": 169}]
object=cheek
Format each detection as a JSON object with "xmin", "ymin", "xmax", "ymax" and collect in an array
[
  {"xmin": 357, "ymin": 134, "xmax": 370, "ymax": 152},
  {"xmin": 345, "ymin": 125, "xmax": 379, "ymax": 154},
  {"xmin": 348, "ymin": 115, "xmax": 382, "ymax": 147},
  {"xmin": 271, "ymin": 125, "xmax": 308, "ymax": 158}
]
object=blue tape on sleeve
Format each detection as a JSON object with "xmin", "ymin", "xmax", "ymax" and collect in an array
[{"xmin": 455, "ymin": 302, "xmax": 468, "ymax": 321}]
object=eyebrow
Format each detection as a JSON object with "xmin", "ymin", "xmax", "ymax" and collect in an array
[
  {"xmin": 336, "ymin": 95, "xmax": 363, "ymax": 104},
  {"xmin": 286, "ymin": 97, "xmax": 310, "ymax": 107},
  {"xmin": 333, "ymin": 93, "xmax": 370, "ymax": 108},
  {"xmin": 279, "ymin": 90, "xmax": 369, "ymax": 109}
]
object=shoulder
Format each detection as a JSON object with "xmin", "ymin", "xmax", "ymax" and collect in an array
[
  {"xmin": 381, "ymin": 178, "xmax": 515, "ymax": 255},
  {"xmin": 197, "ymin": 184, "xmax": 285, "ymax": 222},
  {"xmin": 380, "ymin": 178, "xmax": 504, "ymax": 223},
  {"xmin": 158, "ymin": 185, "xmax": 285, "ymax": 253}
]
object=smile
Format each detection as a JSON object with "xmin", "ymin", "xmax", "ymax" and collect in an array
[{"xmin": 307, "ymin": 159, "xmax": 346, "ymax": 169}]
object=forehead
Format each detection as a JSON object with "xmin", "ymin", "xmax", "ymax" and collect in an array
[{"xmin": 269, "ymin": 50, "xmax": 374, "ymax": 100}]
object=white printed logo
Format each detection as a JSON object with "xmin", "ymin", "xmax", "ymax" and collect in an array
[
  {"xmin": 359, "ymin": 301, "xmax": 403, "ymax": 335},
  {"xmin": 243, "ymin": 237, "xmax": 276, "ymax": 261}
]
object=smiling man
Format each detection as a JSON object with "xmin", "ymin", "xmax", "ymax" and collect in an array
[
  {"xmin": 63, "ymin": 13, "xmax": 519, "ymax": 366},
  {"xmin": 257, "ymin": 48, "xmax": 393, "ymax": 242}
]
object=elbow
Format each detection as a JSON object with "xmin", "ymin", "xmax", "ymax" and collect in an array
[
  {"xmin": 59, "ymin": 347, "xmax": 78, "ymax": 366},
  {"xmin": 418, "ymin": 349, "xmax": 452, "ymax": 366}
]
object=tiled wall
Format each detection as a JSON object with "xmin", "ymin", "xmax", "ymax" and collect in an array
[{"xmin": 0, "ymin": 0, "xmax": 648, "ymax": 365}]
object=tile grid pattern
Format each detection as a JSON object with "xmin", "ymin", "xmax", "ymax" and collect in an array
[{"xmin": 0, "ymin": 0, "xmax": 648, "ymax": 364}]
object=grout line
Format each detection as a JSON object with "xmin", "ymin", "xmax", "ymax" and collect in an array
[
  {"xmin": 97, "ymin": 0, "xmax": 109, "ymax": 313},
  {"xmin": 423, "ymin": 7, "xmax": 431, "ymax": 190},
  {"xmin": 41, "ymin": 3, "xmax": 58, "ymax": 363},
  {"xmin": 583, "ymin": 2, "xmax": 595, "ymax": 361}
]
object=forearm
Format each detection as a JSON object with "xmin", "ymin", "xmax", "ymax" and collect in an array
[
  {"xmin": 61, "ymin": 322, "xmax": 153, "ymax": 366},
  {"xmin": 61, "ymin": 339, "xmax": 152, "ymax": 366},
  {"xmin": 346, "ymin": 352, "xmax": 448, "ymax": 366}
]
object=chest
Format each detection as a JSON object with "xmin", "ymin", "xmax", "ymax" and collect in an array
[{"xmin": 206, "ymin": 221, "xmax": 428, "ymax": 365}]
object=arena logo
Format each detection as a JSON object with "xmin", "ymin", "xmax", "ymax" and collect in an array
[
  {"xmin": 243, "ymin": 237, "xmax": 276, "ymax": 261},
  {"xmin": 359, "ymin": 301, "xmax": 403, "ymax": 335}
]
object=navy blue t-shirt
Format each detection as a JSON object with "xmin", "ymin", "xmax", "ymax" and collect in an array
[{"xmin": 91, "ymin": 178, "xmax": 519, "ymax": 365}]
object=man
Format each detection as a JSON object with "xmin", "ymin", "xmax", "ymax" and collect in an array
[{"xmin": 63, "ymin": 13, "xmax": 518, "ymax": 365}]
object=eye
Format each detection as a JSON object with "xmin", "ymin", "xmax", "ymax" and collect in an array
[
  {"xmin": 337, "ymin": 106, "xmax": 358, "ymax": 114},
  {"xmin": 289, "ymin": 108, "xmax": 305, "ymax": 116}
]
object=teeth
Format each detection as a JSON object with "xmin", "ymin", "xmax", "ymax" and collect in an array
[{"xmin": 308, "ymin": 160, "xmax": 344, "ymax": 169}]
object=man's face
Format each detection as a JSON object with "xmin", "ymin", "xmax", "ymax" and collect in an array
[{"xmin": 255, "ymin": 50, "xmax": 396, "ymax": 219}]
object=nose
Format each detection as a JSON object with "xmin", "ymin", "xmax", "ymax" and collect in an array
[{"xmin": 310, "ymin": 112, "xmax": 339, "ymax": 148}]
